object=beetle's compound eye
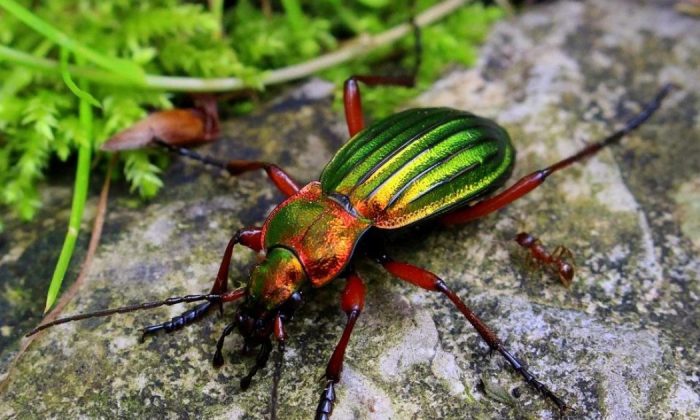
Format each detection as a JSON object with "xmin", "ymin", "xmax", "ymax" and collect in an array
[
  {"xmin": 282, "ymin": 291, "xmax": 303, "ymax": 313},
  {"xmin": 290, "ymin": 291, "xmax": 303, "ymax": 306}
]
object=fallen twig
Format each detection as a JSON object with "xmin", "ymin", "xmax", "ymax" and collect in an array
[{"xmin": 0, "ymin": 0, "xmax": 470, "ymax": 92}]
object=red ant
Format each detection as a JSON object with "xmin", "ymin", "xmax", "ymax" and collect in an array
[{"xmin": 514, "ymin": 232, "xmax": 575, "ymax": 287}]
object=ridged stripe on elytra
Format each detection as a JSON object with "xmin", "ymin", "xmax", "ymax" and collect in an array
[
  {"xmin": 405, "ymin": 140, "xmax": 502, "ymax": 205},
  {"xmin": 321, "ymin": 108, "xmax": 461, "ymax": 192},
  {"xmin": 348, "ymin": 111, "xmax": 468, "ymax": 193},
  {"xmin": 350, "ymin": 117, "xmax": 498, "ymax": 206},
  {"xmin": 330, "ymin": 107, "xmax": 426, "ymax": 169},
  {"xmin": 328, "ymin": 110, "xmax": 460, "ymax": 194},
  {"xmin": 321, "ymin": 109, "xmax": 426, "ymax": 190},
  {"xmin": 332, "ymin": 110, "xmax": 468, "ymax": 195},
  {"xmin": 378, "ymin": 136, "xmax": 514, "ymax": 228},
  {"xmin": 379, "ymin": 132, "xmax": 498, "ymax": 209},
  {"xmin": 373, "ymin": 135, "xmax": 502, "ymax": 216}
]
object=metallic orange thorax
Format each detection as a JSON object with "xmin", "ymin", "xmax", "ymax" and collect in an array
[{"xmin": 261, "ymin": 182, "xmax": 372, "ymax": 288}]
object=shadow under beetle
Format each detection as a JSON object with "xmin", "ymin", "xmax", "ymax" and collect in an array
[{"xmin": 29, "ymin": 76, "xmax": 674, "ymax": 418}]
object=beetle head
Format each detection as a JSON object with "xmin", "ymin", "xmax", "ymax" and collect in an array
[{"xmin": 235, "ymin": 247, "xmax": 307, "ymax": 343}]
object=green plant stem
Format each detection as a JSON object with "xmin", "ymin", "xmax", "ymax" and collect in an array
[
  {"xmin": 0, "ymin": 0, "xmax": 144, "ymax": 82},
  {"xmin": 0, "ymin": 0, "xmax": 469, "ymax": 93},
  {"xmin": 45, "ymin": 71, "xmax": 93, "ymax": 312},
  {"xmin": 209, "ymin": 0, "xmax": 224, "ymax": 37}
]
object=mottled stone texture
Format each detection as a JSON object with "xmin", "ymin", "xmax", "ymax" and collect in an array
[{"xmin": 1, "ymin": 0, "xmax": 699, "ymax": 419}]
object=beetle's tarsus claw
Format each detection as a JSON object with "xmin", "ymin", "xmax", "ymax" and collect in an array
[
  {"xmin": 213, "ymin": 350, "xmax": 224, "ymax": 367},
  {"xmin": 240, "ymin": 376, "xmax": 252, "ymax": 390}
]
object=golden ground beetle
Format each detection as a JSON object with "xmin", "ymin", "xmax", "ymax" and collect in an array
[{"xmin": 29, "ymin": 77, "xmax": 674, "ymax": 418}]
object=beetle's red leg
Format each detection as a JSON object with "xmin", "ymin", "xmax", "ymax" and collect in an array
[
  {"xmin": 375, "ymin": 254, "xmax": 567, "ymax": 412},
  {"xmin": 141, "ymin": 227, "xmax": 261, "ymax": 341},
  {"xmin": 343, "ymin": 19, "xmax": 422, "ymax": 136},
  {"xmin": 156, "ymin": 141, "xmax": 300, "ymax": 196},
  {"xmin": 316, "ymin": 271, "xmax": 366, "ymax": 420},
  {"xmin": 441, "ymin": 84, "xmax": 674, "ymax": 225},
  {"xmin": 270, "ymin": 313, "xmax": 287, "ymax": 418},
  {"xmin": 343, "ymin": 75, "xmax": 416, "ymax": 137},
  {"xmin": 209, "ymin": 228, "xmax": 263, "ymax": 294}
]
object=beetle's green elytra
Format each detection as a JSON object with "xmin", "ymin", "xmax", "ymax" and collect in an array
[{"xmin": 321, "ymin": 108, "xmax": 515, "ymax": 227}]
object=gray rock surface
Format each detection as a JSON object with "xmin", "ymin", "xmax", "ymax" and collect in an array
[{"xmin": 1, "ymin": 0, "xmax": 699, "ymax": 419}]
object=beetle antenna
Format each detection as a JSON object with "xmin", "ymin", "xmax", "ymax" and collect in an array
[
  {"xmin": 153, "ymin": 139, "xmax": 230, "ymax": 172},
  {"xmin": 547, "ymin": 83, "xmax": 676, "ymax": 174},
  {"xmin": 26, "ymin": 293, "xmax": 224, "ymax": 337},
  {"xmin": 603, "ymin": 83, "xmax": 676, "ymax": 146}
]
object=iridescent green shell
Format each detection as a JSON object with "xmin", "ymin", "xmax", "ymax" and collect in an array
[{"xmin": 320, "ymin": 108, "xmax": 515, "ymax": 228}]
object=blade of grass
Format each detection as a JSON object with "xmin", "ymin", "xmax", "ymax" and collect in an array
[
  {"xmin": 0, "ymin": 156, "xmax": 115, "ymax": 393},
  {"xmin": 0, "ymin": 0, "xmax": 144, "ymax": 83},
  {"xmin": 45, "ymin": 58, "xmax": 94, "ymax": 312},
  {"xmin": 60, "ymin": 48, "xmax": 101, "ymax": 108}
]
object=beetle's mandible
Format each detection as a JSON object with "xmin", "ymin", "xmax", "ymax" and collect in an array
[{"xmin": 29, "ymin": 75, "xmax": 674, "ymax": 418}]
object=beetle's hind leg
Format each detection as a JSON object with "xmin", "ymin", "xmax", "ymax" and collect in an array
[
  {"xmin": 141, "ymin": 227, "xmax": 261, "ymax": 341},
  {"xmin": 440, "ymin": 84, "xmax": 674, "ymax": 226},
  {"xmin": 374, "ymin": 253, "xmax": 568, "ymax": 412}
]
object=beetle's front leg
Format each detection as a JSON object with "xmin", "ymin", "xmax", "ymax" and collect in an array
[
  {"xmin": 156, "ymin": 141, "xmax": 300, "ymax": 197},
  {"xmin": 141, "ymin": 227, "xmax": 262, "ymax": 341},
  {"xmin": 316, "ymin": 271, "xmax": 366, "ymax": 420},
  {"xmin": 374, "ymin": 253, "xmax": 568, "ymax": 412}
]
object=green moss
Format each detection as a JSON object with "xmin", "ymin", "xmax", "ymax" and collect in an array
[{"xmin": 0, "ymin": 1, "xmax": 504, "ymax": 228}]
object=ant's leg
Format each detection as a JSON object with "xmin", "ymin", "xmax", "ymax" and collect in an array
[
  {"xmin": 441, "ymin": 84, "xmax": 674, "ymax": 225},
  {"xmin": 156, "ymin": 141, "xmax": 299, "ymax": 196},
  {"xmin": 316, "ymin": 271, "xmax": 366, "ymax": 420},
  {"xmin": 375, "ymin": 254, "xmax": 567, "ymax": 412},
  {"xmin": 141, "ymin": 227, "xmax": 261, "ymax": 340},
  {"xmin": 343, "ymin": 20, "xmax": 421, "ymax": 136}
]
